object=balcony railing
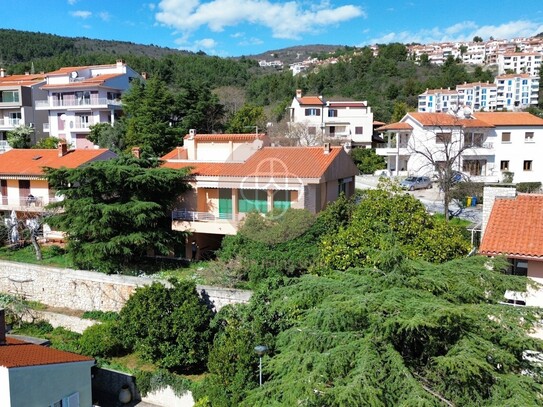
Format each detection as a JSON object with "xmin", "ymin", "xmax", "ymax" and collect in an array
[
  {"xmin": 0, "ymin": 118, "xmax": 21, "ymax": 127},
  {"xmin": 172, "ymin": 209, "xmax": 242, "ymax": 222},
  {"xmin": 0, "ymin": 196, "xmax": 62, "ymax": 209},
  {"xmin": 35, "ymin": 98, "xmax": 122, "ymax": 108}
]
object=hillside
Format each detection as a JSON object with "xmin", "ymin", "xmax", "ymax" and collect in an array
[{"xmin": 243, "ymin": 44, "xmax": 343, "ymax": 65}]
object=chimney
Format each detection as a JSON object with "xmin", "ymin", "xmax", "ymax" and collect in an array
[
  {"xmin": 116, "ymin": 59, "xmax": 125, "ymax": 68},
  {"xmin": 58, "ymin": 141, "xmax": 68, "ymax": 157},
  {"xmin": 323, "ymin": 142, "xmax": 331, "ymax": 154},
  {"xmin": 141, "ymin": 72, "xmax": 148, "ymax": 80},
  {"xmin": 296, "ymin": 89, "xmax": 302, "ymax": 98},
  {"xmin": 131, "ymin": 146, "xmax": 141, "ymax": 159},
  {"xmin": 189, "ymin": 129, "xmax": 196, "ymax": 139},
  {"xmin": 0, "ymin": 308, "xmax": 6, "ymax": 345},
  {"xmin": 0, "ymin": 68, "xmax": 5, "ymax": 78}
]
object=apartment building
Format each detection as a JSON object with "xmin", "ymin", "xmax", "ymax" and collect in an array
[
  {"xmin": 376, "ymin": 111, "xmax": 543, "ymax": 183},
  {"xmin": 418, "ymin": 73, "xmax": 539, "ymax": 112},
  {"xmin": 287, "ymin": 89, "xmax": 374, "ymax": 147},
  {"xmin": 0, "ymin": 70, "xmax": 48, "ymax": 152},
  {"xmin": 497, "ymin": 52, "xmax": 542, "ymax": 76},
  {"xmin": 35, "ymin": 60, "xmax": 140, "ymax": 149}
]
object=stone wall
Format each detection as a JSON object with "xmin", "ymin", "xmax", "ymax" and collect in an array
[{"xmin": 0, "ymin": 260, "xmax": 252, "ymax": 312}]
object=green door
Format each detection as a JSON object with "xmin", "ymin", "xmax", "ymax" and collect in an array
[{"xmin": 219, "ymin": 189, "xmax": 232, "ymax": 219}]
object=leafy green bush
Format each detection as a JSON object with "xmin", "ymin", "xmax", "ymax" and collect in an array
[
  {"xmin": 79, "ymin": 322, "xmax": 124, "ymax": 357},
  {"xmin": 81, "ymin": 310, "xmax": 119, "ymax": 322},
  {"xmin": 134, "ymin": 369, "xmax": 192, "ymax": 397},
  {"xmin": 516, "ymin": 182, "xmax": 542, "ymax": 193}
]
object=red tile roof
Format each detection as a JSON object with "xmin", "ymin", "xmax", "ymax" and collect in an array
[
  {"xmin": 162, "ymin": 147, "xmax": 188, "ymax": 160},
  {"xmin": 327, "ymin": 101, "xmax": 366, "ymax": 108},
  {"xmin": 480, "ymin": 194, "xmax": 543, "ymax": 259},
  {"xmin": 182, "ymin": 133, "xmax": 269, "ymax": 142},
  {"xmin": 163, "ymin": 146, "xmax": 355, "ymax": 179},
  {"xmin": 42, "ymin": 73, "xmax": 123, "ymax": 89},
  {"xmin": 0, "ymin": 337, "xmax": 93, "ymax": 368},
  {"xmin": 409, "ymin": 112, "xmax": 466, "ymax": 126},
  {"xmin": 297, "ymin": 96, "xmax": 324, "ymax": 106},
  {"xmin": 0, "ymin": 74, "xmax": 45, "ymax": 87},
  {"xmin": 376, "ymin": 122, "xmax": 413, "ymax": 131},
  {"xmin": 0, "ymin": 149, "xmax": 115, "ymax": 177},
  {"xmin": 472, "ymin": 112, "xmax": 543, "ymax": 126}
]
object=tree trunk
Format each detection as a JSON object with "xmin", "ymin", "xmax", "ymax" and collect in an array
[{"xmin": 30, "ymin": 235, "xmax": 42, "ymax": 261}]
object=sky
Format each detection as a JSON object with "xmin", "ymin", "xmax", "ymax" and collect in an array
[{"xmin": 2, "ymin": 0, "xmax": 543, "ymax": 57}]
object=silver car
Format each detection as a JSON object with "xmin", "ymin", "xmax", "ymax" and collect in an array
[{"xmin": 400, "ymin": 176, "xmax": 432, "ymax": 191}]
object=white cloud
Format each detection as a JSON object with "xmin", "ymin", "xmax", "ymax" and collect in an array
[
  {"xmin": 98, "ymin": 12, "xmax": 111, "ymax": 22},
  {"xmin": 239, "ymin": 37, "xmax": 264, "ymax": 46},
  {"xmin": 67, "ymin": 0, "xmax": 77, "ymax": 4},
  {"xmin": 155, "ymin": 0, "xmax": 365, "ymax": 40},
  {"xmin": 195, "ymin": 38, "xmax": 218, "ymax": 49},
  {"xmin": 366, "ymin": 20, "xmax": 543, "ymax": 45},
  {"xmin": 231, "ymin": 32, "xmax": 245, "ymax": 38},
  {"xmin": 71, "ymin": 10, "xmax": 92, "ymax": 19}
]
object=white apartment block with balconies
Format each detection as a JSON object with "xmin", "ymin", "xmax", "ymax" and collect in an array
[
  {"xmin": 287, "ymin": 89, "xmax": 374, "ymax": 147},
  {"xmin": 0, "ymin": 70, "xmax": 48, "ymax": 152},
  {"xmin": 497, "ymin": 52, "xmax": 542, "ymax": 76},
  {"xmin": 35, "ymin": 60, "xmax": 140, "ymax": 149},
  {"xmin": 495, "ymin": 73, "xmax": 540, "ymax": 110}
]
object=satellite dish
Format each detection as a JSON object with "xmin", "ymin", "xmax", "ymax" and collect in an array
[
  {"xmin": 60, "ymin": 114, "xmax": 67, "ymax": 121},
  {"xmin": 70, "ymin": 71, "xmax": 78, "ymax": 79}
]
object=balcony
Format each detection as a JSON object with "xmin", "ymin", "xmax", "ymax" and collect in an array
[
  {"xmin": 172, "ymin": 209, "xmax": 243, "ymax": 235},
  {"xmin": 35, "ymin": 98, "xmax": 122, "ymax": 110},
  {"xmin": 0, "ymin": 118, "xmax": 21, "ymax": 129},
  {"xmin": 0, "ymin": 196, "xmax": 62, "ymax": 212},
  {"xmin": 0, "ymin": 141, "xmax": 11, "ymax": 153},
  {"xmin": 463, "ymin": 142, "xmax": 494, "ymax": 156},
  {"xmin": 375, "ymin": 140, "xmax": 409, "ymax": 156}
]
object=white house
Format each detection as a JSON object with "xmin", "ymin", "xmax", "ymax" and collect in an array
[
  {"xmin": 497, "ymin": 52, "xmax": 542, "ymax": 76},
  {"xmin": 0, "ymin": 309, "xmax": 95, "ymax": 407},
  {"xmin": 35, "ymin": 60, "xmax": 141, "ymax": 149},
  {"xmin": 287, "ymin": 90, "xmax": 374, "ymax": 147},
  {"xmin": 376, "ymin": 111, "xmax": 543, "ymax": 183}
]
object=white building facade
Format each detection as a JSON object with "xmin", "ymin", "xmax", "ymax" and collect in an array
[
  {"xmin": 497, "ymin": 52, "xmax": 542, "ymax": 76},
  {"xmin": 287, "ymin": 90, "xmax": 374, "ymax": 147},
  {"xmin": 35, "ymin": 60, "xmax": 140, "ymax": 149},
  {"xmin": 376, "ymin": 112, "xmax": 543, "ymax": 184}
]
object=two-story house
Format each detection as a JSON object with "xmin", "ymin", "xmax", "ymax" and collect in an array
[
  {"xmin": 163, "ymin": 131, "xmax": 359, "ymax": 258},
  {"xmin": 376, "ymin": 112, "xmax": 543, "ymax": 183},
  {"xmin": 287, "ymin": 89, "xmax": 374, "ymax": 148},
  {"xmin": 0, "ymin": 70, "xmax": 48, "ymax": 152},
  {"xmin": 0, "ymin": 142, "xmax": 116, "ymax": 223},
  {"xmin": 35, "ymin": 60, "xmax": 140, "ymax": 149}
]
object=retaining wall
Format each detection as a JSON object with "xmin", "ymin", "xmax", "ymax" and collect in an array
[{"xmin": 0, "ymin": 260, "xmax": 252, "ymax": 312}]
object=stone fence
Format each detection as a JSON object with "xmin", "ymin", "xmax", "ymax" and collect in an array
[{"xmin": 0, "ymin": 260, "xmax": 252, "ymax": 312}]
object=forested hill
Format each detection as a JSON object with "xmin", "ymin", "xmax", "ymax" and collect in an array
[{"xmin": 0, "ymin": 28, "xmax": 187, "ymax": 66}]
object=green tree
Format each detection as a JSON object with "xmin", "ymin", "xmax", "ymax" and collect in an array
[
  {"xmin": 235, "ymin": 255, "xmax": 543, "ymax": 406},
  {"xmin": 7, "ymin": 125, "xmax": 33, "ymax": 148},
  {"xmin": 226, "ymin": 104, "xmax": 267, "ymax": 133},
  {"xmin": 349, "ymin": 148, "xmax": 386, "ymax": 174},
  {"xmin": 33, "ymin": 136, "xmax": 61, "ymax": 149},
  {"xmin": 44, "ymin": 155, "xmax": 190, "ymax": 273},
  {"xmin": 119, "ymin": 280, "xmax": 214, "ymax": 372},
  {"xmin": 473, "ymin": 36, "xmax": 484, "ymax": 42},
  {"xmin": 123, "ymin": 77, "xmax": 182, "ymax": 156},
  {"xmin": 174, "ymin": 82, "xmax": 225, "ymax": 134},
  {"xmin": 87, "ymin": 121, "xmax": 127, "ymax": 152},
  {"xmin": 320, "ymin": 182, "xmax": 470, "ymax": 271}
]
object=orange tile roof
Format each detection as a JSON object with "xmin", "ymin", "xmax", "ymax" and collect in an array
[
  {"xmin": 328, "ymin": 101, "xmax": 366, "ymax": 108},
  {"xmin": 472, "ymin": 112, "xmax": 543, "ymax": 126},
  {"xmin": 456, "ymin": 81, "xmax": 495, "ymax": 88},
  {"xmin": 409, "ymin": 112, "xmax": 465, "ymax": 126},
  {"xmin": 458, "ymin": 118, "xmax": 495, "ymax": 128},
  {"xmin": 376, "ymin": 122, "xmax": 413, "ymax": 131},
  {"xmin": 0, "ymin": 149, "xmax": 115, "ymax": 177},
  {"xmin": 496, "ymin": 73, "xmax": 532, "ymax": 79},
  {"xmin": 0, "ymin": 74, "xmax": 46, "ymax": 87},
  {"xmin": 182, "ymin": 133, "xmax": 269, "ymax": 142},
  {"xmin": 163, "ymin": 146, "xmax": 354, "ymax": 179},
  {"xmin": 162, "ymin": 147, "xmax": 188, "ymax": 160},
  {"xmin": 0, "ymin": 337, "xmax": 93, "ymax": 368},
  {"xmin": 297, "ymin": 96, "xmax": 324, "ymax": 105},
  {"xmin": 480, "ymin": 194, "xmax": 543, "ymax": 259}
]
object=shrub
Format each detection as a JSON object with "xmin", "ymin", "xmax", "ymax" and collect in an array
[
  {"xmin": 81, "ymin": 310, "xmax": 119, "ymax": 322},
  {"xmin": 516, "ymin": 182, "xmax": 542, "ymax": 193},
  {"xmin": 79, "ymin": 322, "xmax": 124, "ymax": 357}
]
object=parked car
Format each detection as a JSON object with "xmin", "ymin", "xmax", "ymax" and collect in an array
[{"xmin": 400, "ymin": 176, "xmax": 433, "ymax": 191}]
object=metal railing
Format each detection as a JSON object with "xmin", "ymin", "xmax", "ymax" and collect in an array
[
  {"xmin": 0, "ymin": 118, "xmax": 21, "ymax": 127},
  {"xmin": 0, "ymin": 196, "xmax": 62, "ymax": 208},
  {"xmin": 35, "ymin": 98, "xmax": 122, "ymax": 108},
  {"xmin": 172, "ymin": 209, "xmax": 240, "ymax": 222}
]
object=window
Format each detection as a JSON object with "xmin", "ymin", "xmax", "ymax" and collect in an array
[
  {"xmin": 304, "ymin": 108, "xmax": 320, "ymax": 116},
  {"xmin": 273, "ymin": 190, "xmax": 291, "ymax": 210},
  {"xmin": 523, "ymin": 160, "xmax": 533, "ymax": 171},
  {"xmin": 355, "ymin": 127, "xmax": 363, "ymax": 135},
  {"xmin": 464, "ymin": 132, "xmax": 484, "ymax": 147},
  {"xmin": 328, "ymin": 109, "xmax": 338, "ymax": 117},
  {"xmin": 436, "ymin": 133, "xmax": 451, "ymax": 144},
  {"xmin": 501, "ymin": 132, "xmax": 511, "ymax": 142},
  {"xmin": 0, "ymin": 90, "xmax": 19, "ymax": 103},
  {"xmin": 525, "ymin": 132, "xmax": 534, "ymax": 142},
  {"xmin": 238, "ymin": 189, "xmax": 267, "ymax": 213},
  {"xmin": 500, "ymin": 160, "xmax": 510, "ymax": 171},
  {"xmin": 507, "ymin": 259, "xmax": 528, "ymax": 277}
]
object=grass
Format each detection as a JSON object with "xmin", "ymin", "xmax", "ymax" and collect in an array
[{"xmin": 0, "ymin": 244, "xmax": 73, "ymax": 268}]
